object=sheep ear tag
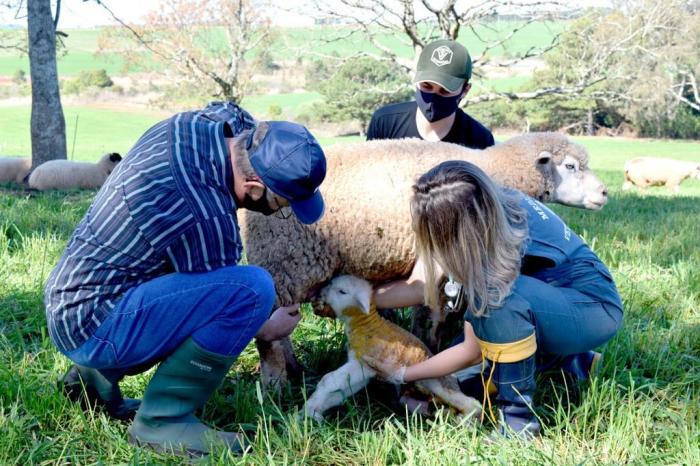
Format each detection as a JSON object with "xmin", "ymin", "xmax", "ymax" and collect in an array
[{"xmin": 444, "ymin": 276, "xmax": 462, "ymax": 312}]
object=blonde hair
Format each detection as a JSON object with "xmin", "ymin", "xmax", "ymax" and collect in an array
[{"xmin": 410, "ymin": 160, "xmax": 528, "ymax": 317}]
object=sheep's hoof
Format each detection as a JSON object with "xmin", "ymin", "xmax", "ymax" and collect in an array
[{"xmin": 298, "ymin": 408, "xmax": 324, "ymax": 423}]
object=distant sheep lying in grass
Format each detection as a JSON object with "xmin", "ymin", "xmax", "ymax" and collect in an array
[
  {"xmin": 0, "ymin": 156, "xmax": 31, "ymax": 184},
  {"xmin": 623, "ymin": 157, "xmax": 700, "ymax": 193},
  {"xmin": 303, "ymin": 275, "xmax": 481, "ymax": 422},
  {"xmin": 28, "ymin": 153, "xmax": 122, "ymax": 191}
]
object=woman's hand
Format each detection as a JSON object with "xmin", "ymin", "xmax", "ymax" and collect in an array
[
  {"xmin": 362, "ymin": 355, "xmax": 407, "ymax": 384},
  {"xmin": 256, "ymin": 304, "xmax": 302, "ymax": 342}
]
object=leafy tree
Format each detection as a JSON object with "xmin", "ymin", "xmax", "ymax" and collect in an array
[
  {"xmin": 533, "ymin": 0, "xmax": 700, "ymax": 137},
  {"xmin": 11, "ymin": 69, "xmax": 26, "ymax": 84},
  {"xmin": 314, "ymin": 56, "xmax": 413, "ymax": 135},
  {"xmin": 98, "ymin": 0, "xmax": 275, "ymax": 103}
]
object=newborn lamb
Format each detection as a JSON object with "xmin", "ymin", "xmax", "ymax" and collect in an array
[{"xmin": 303, "ymin": 275, "xmax": 481, "ymax": 422}]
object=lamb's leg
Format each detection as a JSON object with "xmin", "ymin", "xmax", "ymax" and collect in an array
[
  {"xmin": 428, "ymin": 306, "xmax": 448, "ymax": 352},
  {"xmin": 256, "ymin": 338, "xmax": 287, "ymax": 394},
  {"xmin": 416, "ymin": 376, "xmax": 482, "ymax": 424},
  {"xmin": 411, "ymin": 305, "xmax": 433, "ymax": 347},
  {"xmin": 280, "ymin": 336, "xmax": 304, "ymax": 380},
  {"xmin": 302, "ymin": 358, "xmax": 374, "ymax": 421}
]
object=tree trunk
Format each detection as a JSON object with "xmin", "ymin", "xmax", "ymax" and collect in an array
[{"xmin": 28, "ymin": 0, "xmax": 66, "ymax": 169}]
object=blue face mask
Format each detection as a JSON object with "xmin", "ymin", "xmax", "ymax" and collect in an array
[{"xmin": 415, "ymin": 89, "xmax": 462, "ymax": 122}]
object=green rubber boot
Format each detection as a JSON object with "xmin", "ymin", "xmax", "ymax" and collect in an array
[
  {"xmin": 127, "ymin": 338, "xmax": 247, "ymax": 457},
  {"xmin": 61, "ymin": 365, "xmax": 141, "ymax": 421}
]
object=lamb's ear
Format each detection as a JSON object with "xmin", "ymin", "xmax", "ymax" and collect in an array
[
  {"xmin": 536, "ymin": 151, "xmax": 553, "ymax": 166},
  {"xmin": 352, "ymin": 285, "xmax": 372, "ymax": 314},
  {"xmin": 109, "ymin": 153, "xmax": 122, "ymax": 163}
]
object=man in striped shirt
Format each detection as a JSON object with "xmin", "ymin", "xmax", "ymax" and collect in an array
[{"xmin": 45, "ymin": 101, "xmax": 327, "ymax": 456}]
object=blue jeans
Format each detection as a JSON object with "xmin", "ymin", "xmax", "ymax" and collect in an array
[{"xmin": 65, "ymin": 265, "xmax": 275, "ymax": 372}]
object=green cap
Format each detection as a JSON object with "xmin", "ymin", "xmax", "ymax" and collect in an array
[{"xmin": 414, "ymin": 39, "xmax": 472, "ymax": 93}]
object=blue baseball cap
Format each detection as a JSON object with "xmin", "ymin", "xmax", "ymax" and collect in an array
[{"xmin": 248, "ymin": 121, "xmax": 327, "ymax": 224}]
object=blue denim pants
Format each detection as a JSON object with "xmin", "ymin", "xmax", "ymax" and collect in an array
[{"xmin": 65, "ymin": 265, "xmax": 276, "ymax": 372}]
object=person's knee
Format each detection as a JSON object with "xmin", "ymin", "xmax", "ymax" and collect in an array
[
  {"xmin": 472, "ymin": 293, "xmax": 534, "ymax": 344},
  {"xmin": 238, "ymin": 265, "xmax": 276, "ymax": 324},
  {"xmin": 599, "ymin": 303, "xmax": 624, "ymax": 344}
]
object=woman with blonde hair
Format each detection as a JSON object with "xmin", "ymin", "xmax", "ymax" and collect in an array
[{"xmin": 371, "ymin": 160, "xmax": 623, "ymax": 438}]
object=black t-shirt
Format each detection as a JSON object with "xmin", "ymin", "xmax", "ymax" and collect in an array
[{"xmin": 366, "ymin": 101, "xmax": 495, "ymax": 149}]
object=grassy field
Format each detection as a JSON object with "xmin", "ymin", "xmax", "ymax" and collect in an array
[
  {"xmin": 0, "ymin": 20, "xmax": 563, "ymax": 77},
  {"xmin": 0, "ymin": 123, "xmax": 698, "ymax": 464}
]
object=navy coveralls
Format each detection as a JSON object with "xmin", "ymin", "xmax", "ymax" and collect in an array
[{"xmin": 465, "ymin": 193, "xmax": 623, "ymax": 431}]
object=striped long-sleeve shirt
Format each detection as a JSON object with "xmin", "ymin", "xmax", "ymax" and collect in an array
[{"xmin": 45, "ymin": 101, "xmax": 256, "ymax": 353}]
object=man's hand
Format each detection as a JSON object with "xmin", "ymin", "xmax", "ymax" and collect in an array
[{"xmin": 256, "ymin": 304, "xmax": 302, "ymax": 342}]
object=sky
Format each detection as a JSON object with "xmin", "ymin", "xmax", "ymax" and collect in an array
[{"xmin": 0, "ymin": 0, "xmax": 613, "ymax": 29}]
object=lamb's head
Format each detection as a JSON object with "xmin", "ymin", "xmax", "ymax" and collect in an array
[
  {"xmin": 313, "ymin": 275, "xmax": 373, "ymax": 320},
  {"xmin": 98, "ymin": 152, "xmax": 122, "ymax": 175},
  {"xmin": 529, "ymin": 133, "xmax": 608, "ymax": 210}
]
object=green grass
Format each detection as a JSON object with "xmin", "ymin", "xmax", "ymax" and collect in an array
[
  {"xmin": 241, "ymin": 91, "xmax": 323, "ymax": 120},
  {"xmin": 0, "ymin": 20, "xmax": 564, "ymax": 77},
  {"xmin": 1, "ymin": 127, "xmax": 699, "ymax": 463},
  {"xmin": 0, "ymin": 105, "xmax": 168, "ymax": 161}
]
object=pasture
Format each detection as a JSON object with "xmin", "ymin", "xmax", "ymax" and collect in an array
[
  {"xmin": 0, "ymin": 112, "xmax": 698, "ymax": 463},
  {"xmin": 0, "ymin": 21, "xmax": 564, "ymax": 76}
]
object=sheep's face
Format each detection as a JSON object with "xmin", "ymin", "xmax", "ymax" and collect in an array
[
  {"xmin": 315, "ymin": 275, "xmax": 372, "ymax": 320},
  {"xmin": 553, "ymin": 153, "xmax": 608, "ymax": 210},
  {"xmin": 101, "ymin": 152, "xmax": 122, "ymax": 175},
  {"xmin": 695, "ymin": 166, "xmax": 700, "ymax": 180}
]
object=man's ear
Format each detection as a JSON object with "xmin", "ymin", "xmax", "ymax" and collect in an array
[
  {"xmin": 461, "ymin": 83, "xmax": 472, "ymax": 99},
  {"xmin": 251, "ymin": 121, "xmax": 269, "ymax": 149},
  {"xmin": 242, "ymin": 179, "xmax": 266, "ymax": 201}
]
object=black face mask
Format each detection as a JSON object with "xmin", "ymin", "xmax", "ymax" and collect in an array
[
  {"xmin": 415, "ymin": 89, "xmax": 462, "ymax": 122},
  {"xmin": 241, "ymin": 187, "xmax": 276, "ymax": 215}
]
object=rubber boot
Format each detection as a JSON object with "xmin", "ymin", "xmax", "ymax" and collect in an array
[
  {"xmin": 61, "ymin": 365, "xmax": 141, "ymax": 421},
  {"xmin": 127, "ymin": 338, "xmax": 247, "ymax": 457},
  {"xmin": 492, "ymin": 355, "xmax": 541, "ymax": 439},
  {"xmin": 537, "ymin": 351, "xmax": 602, "ymax": 382}
]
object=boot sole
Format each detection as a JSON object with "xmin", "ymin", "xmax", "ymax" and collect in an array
[{"xmin": 127, "ymin": 432, "xmax": 207, "ymax": 458}]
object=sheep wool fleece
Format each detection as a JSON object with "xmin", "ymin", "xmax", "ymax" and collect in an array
[{"xmin": 241, "ymin": 133, "xmax": 591, "ymax": 307}]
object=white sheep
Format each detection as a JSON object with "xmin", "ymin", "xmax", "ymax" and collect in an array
[
  {"xmin": 28, "ymin": 153, "xmax": 122, "ymax": 191},
  {"xmin": 0, "ymin": 156, "xmax": 31, "ymax": 184},
  {"xmin": 302, "ymin": 275, "xmax": 481, "ymax": 422},
  {"xmin": 237, "ymin": 130, "xmax": 608, "ymax": 390},
  {"xmin": 622, "ymin": 157, "xmax": 700, "ymax": 193}
]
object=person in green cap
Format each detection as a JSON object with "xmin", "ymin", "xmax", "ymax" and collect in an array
[{"xmin": 366, "ymin": 39, "xmax": 494, "ymax": 149}]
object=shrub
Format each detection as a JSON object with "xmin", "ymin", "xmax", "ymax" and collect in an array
[
  {"xmin": 77, "ymin": 69, "xmax": 113, "ymax": 88},
  {"xmin": 11, "ymin": 69, "xmax": 26, "ymax": 85},
  {"xmin": 267, "ymin": 104, "xmax": 283, "ymax": 119}
]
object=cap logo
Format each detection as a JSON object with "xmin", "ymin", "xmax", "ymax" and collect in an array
[{"xmin": 430, "ymin": 46, "xmax": 453, "ymax": 67}]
